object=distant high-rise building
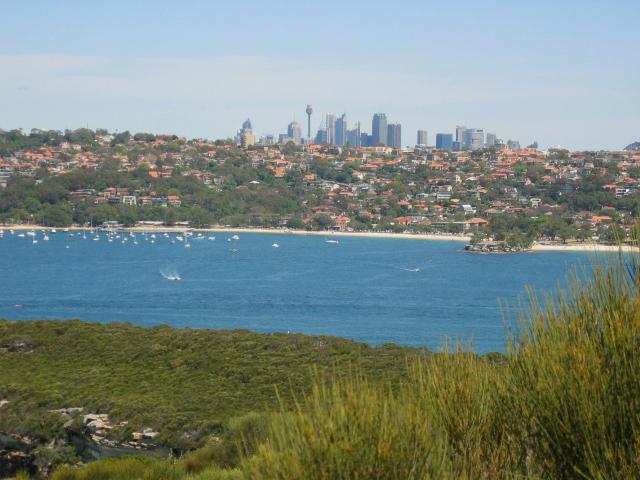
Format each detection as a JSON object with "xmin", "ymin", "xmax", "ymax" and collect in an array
[
  {"xmin": 278, "ymin": 134, "xmax": 292, "ymax": 144},
  {"xmin": 361, "ymin": 132, "xmax": 372, "ymax": 147},
  {"xmin": 507, "ymin": 139, "xmax": 521, "ymax": 150},
  {"xmin": 485, "ymin": 133, "xmax": 497, "ymax": 147},
  {"xmin": 436, "ymin": 133, "xmax": 453, "ymax": 149},
  {"xmin": 387, "ymin": 124, "xmax": 402, "ymax": 148},
  {"xmin": 346, "ymin": 121, "xmax": 361, "ymax": 147},
  {"xmin": 241, "ymin": 130, "xmax": 255, "ymax": 147},
  {"xmin": 240, "ymin": 118, "xmax": 254, "ymax": 147},
  {"xmin": 456, "ymin": 125, "xmax": 467, "ymax": 146},
  {"xmin": 326, "ymin": 114, "xmax": 337, "ymax": 145},
  {"xmin": 372, "ymin": 113, "xmax": 388, "ymax": 146},
  {"xmin": 463, "ymin": 129, "xmax": 484, "ymax": 150},
  {"xmin": 335, "ymin": 114, "xmax": 347, "ymax": 146},
  {"xmin": 417, "ymin": 130, "xmax": 428, "ymax": 147},
  {"xmin": 315, "ymin": 128, "xmax": 328, "ymax": 145},
  {"xmin": 260, "ymin": 134, "xmax": 275, "ymax": 145},
  {"xmin": 528, "ymin": 140, "xmax": 539, "ymax": 149},
  {"xmin": 287, "ymin": 121, "xmax": 302, "ymax": 145}
]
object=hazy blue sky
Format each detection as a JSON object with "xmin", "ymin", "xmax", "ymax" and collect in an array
[{"xmin": 1, "ymin": 0, "xmax": 638, "ymax": 150}]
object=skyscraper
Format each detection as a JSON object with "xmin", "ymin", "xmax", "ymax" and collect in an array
[
  {"xmin": 326, "ymin": 114, "xmax": 337, "ymax": 145},
  {"xmin": 463, "ymin": 129, "xmax": 484, "ymax": 150},
  {"xmin": 387, "ymin": 124, "xmax": 402, "ymax": 149},
  {"xmin": 485, "ymin": 133, "xmax": 497, "ymax": 147},
  {"xmin": 240, "ymin": 118, "xmax": 254, "ymax": 147},
  {"xmin": 417, "ymin": 130, "xmax": 428, "ymax": 147},
  {"xmin": 315, "ymin": 128, "xmax": 328, "ymax": 145},
  {"xmin": 456, "ymin": 125, "xmax": 467, "ymax": 146},
  {"xmin": 335, "ymin": 114, "xmax": 347, "ymax": 146},
  {"xmin": 287, "ymin": 121, "xmax": 302, "ymax": 145},
  {"xmin": 372, "ymin": 113, "xmax": 387, "ymax": 146},
  {"xmin": 507, "ymin": 139, "xmax": 521, "ymax": 150},
  {"xmin": 436, "ymin": 133, "xmax": 453, "ymax": 149},
  {"xmin": 346, "ymin": 121, "xmax": 361, "ymax": 147}
]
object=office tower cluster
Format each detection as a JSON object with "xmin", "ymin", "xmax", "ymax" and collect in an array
[
  {"xmin": 308, "ymin": 112, "xmax": 402, "ymax": 148},
  {"xmin": 430, "ymin": 125, "xmax": 519, "ymax": 151},
  {"xmin": 239, "ymin": 108, "xmax": 524, "ymax": 151}
]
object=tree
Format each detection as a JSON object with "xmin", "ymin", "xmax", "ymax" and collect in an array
[
  {"xmin": 189, "ymin": 207, "xmax": 212, "ymax": 227},
  {"xmin": 312, "ymin": 214, "xmax": 334, "ymax": 230},
  {"xmin": 42, "ymin": 204, "xmax": 73, "ymax": 227},
  {"xmin": 286, "ymin": 218, "xmax": 305, "ymax": 229}
]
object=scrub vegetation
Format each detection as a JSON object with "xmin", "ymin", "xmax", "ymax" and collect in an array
[{"xmin": 3, "ymin": 256, "xmax": 640, "ymax": 479}]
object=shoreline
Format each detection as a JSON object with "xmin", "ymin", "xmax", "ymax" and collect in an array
[
  {"xmin": 1, "ymin": 224, "xmax": 471, "ymax": 242},
  {"xmin": 2, "ymin": 224, "xmax": 638, "ymax": 251},
  {"xmin": 530, "ymin": 242, "xmax": 639, "ymax": 253}
]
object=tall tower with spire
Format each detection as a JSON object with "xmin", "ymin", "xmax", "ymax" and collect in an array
[{"xmin": 305, "ymin": 105, "xmax": 313, "ymax": 141}]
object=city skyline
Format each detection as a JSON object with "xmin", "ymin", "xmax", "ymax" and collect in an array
[
  {"xmin": 241, "ymin": 110, "xmax": 526, "ymax": 151},
  {"xmin": 1, "ymin": 0, "xmax": 638, "ymax": 150}
]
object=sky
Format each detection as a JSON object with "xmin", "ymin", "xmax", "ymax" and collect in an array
[{"xmin": 1, "ymin": 0, "xmax": 638, "ymax": 150}]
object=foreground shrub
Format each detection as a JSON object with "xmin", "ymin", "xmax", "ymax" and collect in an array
[
  {"xmin": 245, "ymin": 259, "xmax": 640, "ymax": 479},
  {"xmin": 503, "ymin": 265, "xmax": 640, "ymax": 478},
  {"xmin": 50, "ymin": 456, "xmax": 181, "ymax": 480},
  {"xmin": 245, "ymin": 372, "xmax": 451, "ymax": 479}
]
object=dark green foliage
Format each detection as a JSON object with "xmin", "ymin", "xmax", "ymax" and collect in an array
[{"xmin": 0, "ymin": 320, "xmax": 415, "ymax": 451}]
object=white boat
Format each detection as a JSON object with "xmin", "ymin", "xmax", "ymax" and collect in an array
[
  {"xmin": 325, "ymin": 239, "xmax": 339, "ymax": 244},
  {"xmin": 32, "ymin": 239, "xmax": 38, "ymax": 244},
  {"xmin": 93, "ymin": 236, "xmax": 100, "ymax": 241},
  {"xmin": 26, "ymin": 231, "xmax": 36, "ymax": 237},
  {"xmin": 185, "ymin": 243, "xmax": 191, "ymax": 248},
  {"xmin": 208, "ymin": 236, "xmax": 216, "ymax": 241},
  {"xmin": 272, "ymin": 243, "xmax": 280, "ymax": 248},
  {"xmin": 43, "ymin": 235, "xmax": 50, "ymax": 241},
  {"xmin": 231, "ymin": 234, "xmax": 240, "ymax": 240},
  {"xmin": 65, "ymin": 245, "xmax": 70, "ymax": 249},
  {"xmin": 17, "ymin": 233, "xmax": 25, "ymax": 238},
  {"xmin": 51, "ymin": 229, "xmax": 57, "ymax": 233}
]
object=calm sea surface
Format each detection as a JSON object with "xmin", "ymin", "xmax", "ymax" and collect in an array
[{"xmin": 0, "ymin": 230, "xmax": 599, "ymax": 352}]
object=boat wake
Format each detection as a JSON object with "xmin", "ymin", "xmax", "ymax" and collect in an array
[{"xmin": 160, "ymin": 267, "xmax": 182, "ymax": 281}]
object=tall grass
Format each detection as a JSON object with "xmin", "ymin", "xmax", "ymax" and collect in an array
[
  {"xmin": 244, "ymin": 257, "xmax": 640, "ymax": 479},
  {"xmin": 50, "ymin": 255, "xmax": 640, "ymax": 479},
  {"xmin": 502, "ymin": 263, "xmax": 640, "ymax": 478}
]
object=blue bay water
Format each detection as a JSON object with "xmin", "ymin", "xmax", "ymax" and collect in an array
[{"xmin": 0, "ymin": 231, "xmax": 598, "ymax": 353}]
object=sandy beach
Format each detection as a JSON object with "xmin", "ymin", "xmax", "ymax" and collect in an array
[
  {"xmin": 1, "ymin": 224, "xmax": 471, "ymax": 242},
  {"xmin": 3, "ymin": 224, "xmax": 639, "ymax": 252},
  {"xmin": 531, "ymin": 243, "xmax": 639, "ymax": 253}
]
